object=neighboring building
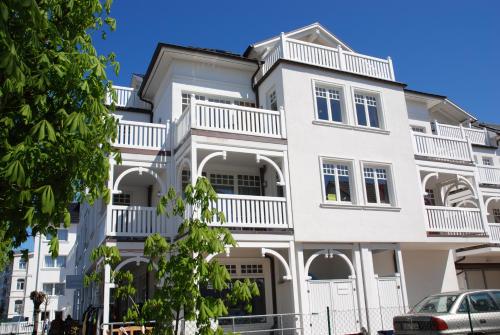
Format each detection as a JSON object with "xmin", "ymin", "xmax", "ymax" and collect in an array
[
  {"xmin": 2, "ymin": 253, "xmax": 34, "ymax": 321},
  {"xmin": 0, "ymin": 260, "xmax": 13, "ymax": 320},
  {"xmin": 75, "ymin": 23, "xmax": 500, "ymax": 333}
]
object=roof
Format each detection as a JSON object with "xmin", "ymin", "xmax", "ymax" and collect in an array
[
  {"xmin": 404, "ymin": 88, "xmax": 446, "ymax": 100},
  {"xmin": 474, "ymin": 121, "xmax": 500, "ymax": 133}
]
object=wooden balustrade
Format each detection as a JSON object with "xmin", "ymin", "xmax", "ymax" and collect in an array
[
  {"xmin": 107, "ymin": 86, "xmax": 150, "ymax": 110},
  {"xmin": 434, "ymin": 121, "xmax": 489, "ymax": 146},
  {"xmin": 211, "ymin": 194, "xmax": 289, "ymax": 228},
  {"xmin": 109, "ymin": 206, "xmax": 170, "ymax": 237},
  {"xmin": 478, "ymin": 165, "xmax": 500, "ymax": 185},
  {"xmin": 115, "ymin": 120, "xmax": 168, "ymax": 150},
  {"xmin": 489, "ymin": 224, "xmax": 500, "ymax": 243},
  {"xmin": 412, "ymin": 132, "xmax": 473, "ymax": 162},
  {"xmin": 425, "ymin": 206, "xmax": 485, "ymax": 234}
]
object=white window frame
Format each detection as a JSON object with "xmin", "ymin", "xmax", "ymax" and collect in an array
[
  {"xmin": 16, "ymin": 279, "xmax": 25, "ymax": 291},
  {"xmin": 207, "ymin": 170, "xmax": 266, "ymax": 196},
  {"xmin": 411, "ymin": 125, "xmax": 426, "ymax": 133},
  {"xmin": 45, "ymin": 229, "xmax": 69, "ymax": 242},
  {"xmin": 42, "ymin": 283, "xmax": 65, "ymax": 296},
  {"xmin": 18, "ymin": 259, "xmax": 27, "ymax": 270},
  {"xmin": 352, "ymin": 88, "xmax": 386, "ymax": 129},
  {"xmin": 482, "ymin": 156, "xmax": 494, "ymax": 166},
  {"xmin": 267, "ymin": 88, "xmax": 278, "ymax": 111},
  {"xmin": 493, "ymin": 208, "xmax": 500, "ymax": 224},
  {"xmin": 360, "ymin": 162, "xmax": 396, "ymax": 207},
  {"xmin": 44, "ymin": 255, "xmax": 66, "ymax": 268},
  {"xmin": 313, "ymin": 82, "xmax": 347, "ymax": 124},
  {"xmin": 14, "ymin": 300, "xmax": 23, "ymax": 314},
  {"xmin": 319, "ymin": 157, "xmax": 355, "ymax": 204}
]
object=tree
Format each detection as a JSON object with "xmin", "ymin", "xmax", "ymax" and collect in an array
[
  {"xmin": 30, "ymin": 290, "xmax": 46, "ymax": 335},
  {"xmin": 0, "ymin": 0, "xmax": 120, "ymax": 267},
  {"xmin": 87, "ymin": 177, "xmax": 259, "ymax": 335}
]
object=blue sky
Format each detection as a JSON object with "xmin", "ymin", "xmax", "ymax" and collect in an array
[{"xmin": 94, "ymin": 0, "xmax": 499, "ymax": 123}]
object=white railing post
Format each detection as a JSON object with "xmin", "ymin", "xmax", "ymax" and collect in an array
[
  {"xmin": 433, "ymin": 120, "xmax": 440, "ymax": 136},
  {"xmin": 483, "ymin": 128, "xmax": 490, "ymax": 146},
  {"xmin": 190, "ymin": 93, "xmax": 196, "ymax": 128},
  {"xmin": 279, "ymin": 106, "xmax": 287, "ymax": 139},
  {"xmin": 338, "ymin": 45, "xmax": 346, "ymax": 71},
  {"xmin": 466, "ymin": 136, "xmax": 474, "ymax": 162},
  {"xmin": 387, "ymin": 56, "xmax": 395, "ymax": 81},
  {"xmin": 459, "ymin": 124, "xmax": 466, "ymax": 140},
  {"xmin": 279, "ymin": 32, "xmax": 288, "ymax": 59}
]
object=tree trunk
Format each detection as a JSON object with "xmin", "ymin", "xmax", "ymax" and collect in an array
[{"xmin": 32, "ymin": 306, "xmax": 40, "ymax": 335}]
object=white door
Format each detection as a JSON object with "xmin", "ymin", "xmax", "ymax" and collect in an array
[
  {"xmin": 308, "ymin": 279, "xmax": 360, "ymax": 335},
  {"xmin": 375, "ymin": 276, "xmax": 405, "ymax": 331}
]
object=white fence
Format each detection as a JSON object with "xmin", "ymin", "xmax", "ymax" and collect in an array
[
  {"xmin": 0, "ymin": 322, "xmax": 36, "ymax": 335},
  {"xmin": 478, "ymin": 165, "xmax": 500, "ymax": 185},
  {"xmin": 115, "ymin": 120, "xmax": 169, "ymax": 150},
  {"xmin": 489, "ymin": 224, "xmax": 500, "ymax": 243},
  {"xmin": 107, "ymin": 86, "xmax": 150, "ymax": 110},
  {"xmin": 108, "ymin": 206, "xmax": 170, "ymax": 237},
  {"xmin": 211, "ymin": 194, "xmax": 289, "ymax": 228},
  {"xmin": 425, "ymin": 206, "xmax": 485, "ymax": 234},
  {"xmin": 256, "ymin": 36, "xmax": 394, "ymax": 82},
  {"xmin": 412, "ymin": 133, "xmax": 473, "ymax": 162},
  {"xmin": 434, "ymin": 122, "xmax": 489, "ymax": 146}
]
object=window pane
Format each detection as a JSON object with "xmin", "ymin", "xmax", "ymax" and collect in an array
[
  {"xmin": 468, "ymin": 292, "xmax": 499, "ymax": 312},
  {"xmin": 338, "ymin": 175, "xmax": 351, "ymax": 202},
  {"xmin": 54, "ymin": 284, "xmax": 65, "ymax": 296},
  {"xmin": 368, "ymin": 105, "xmax": 379, "ymax": 128},
  {"xmin": 43, "ymin": 284, "xmax": 53, "ymax": 295},
  {"xmin": 330, "ymin": 99, "xmax": 342, "ymax": 122},
  {"xmin": 356, "ymin": 103, "xmax": 367, "ymax": 126},
  {"xmin": 57, "ymin": 256, "xmax": 66, "ymax": 267},
  {"xmin": 316, "ymin": 97, "xmax": 328, "ymax": 120},
  {"xmin": 378, "ymin": 179, "xmax": 390, "ymax": 204},
  {"xmin": 323, "ymin": 175, "xmax": 337, "ymax": 201},
  {"xmin": 58, "ymin": 229, "xmax": 68, "ymax": 241},
  {"xmin": 45, "ymin": 256, "xmax": 54, "ymax": 268},
  {"xmin": 365, "ymin": 178, "xmax": 377, "ymax": 203}
]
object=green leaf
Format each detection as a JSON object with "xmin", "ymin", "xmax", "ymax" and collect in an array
[
  {"xmin": 31, "ymin": 120, "xmax": 56, "ymax": 142},
  {"xmin": 49, "ymin": 236, "xmax": 59, "ymax": 257},
  {"xmin": 37, "ymin": 185, "xmax": 55, "ymax": 214},
  {"xmin": 4, "ymin": 160, "xmax": 25, "ymax": 185}
]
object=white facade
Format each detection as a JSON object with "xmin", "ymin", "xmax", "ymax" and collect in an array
[{"xmin": 75, "ymin": 23, "xmax": 500, "ymax": 333}]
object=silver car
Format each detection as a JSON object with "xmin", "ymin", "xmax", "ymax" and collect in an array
[{"xmin": 393, "ymin": 289, "xmax": 500, "ymax": 334}]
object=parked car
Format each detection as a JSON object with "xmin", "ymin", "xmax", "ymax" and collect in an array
[{"xmin": 393, "ymin": 289, "xmax": 500, "ymax": 334}]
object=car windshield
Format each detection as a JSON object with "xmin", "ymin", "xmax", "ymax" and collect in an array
[{"xmin": 412, "ymin": 294, "xmax": 459, "ymax": 313}]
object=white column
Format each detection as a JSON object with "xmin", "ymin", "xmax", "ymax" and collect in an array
[
  {"xmin": 360, "ymin": 245, "xmax": 379, "ymax": 334},
  {"xmin": 295, "ymin": 243, "xmax": 309, "ymax": 315},
  {"xmin": 352, "ymin": 244, "xmax": 368, "ymax": 330},
  {"xmin": 190, "ymin": 93, "xmax": 196, "ymax": 127},
  {"xmin": 387, "ymin": 56, "xmax": 395, "ymax": 81},
  {"xmin": 338, "ymin": 45, "xmax": 346, "ymax": 71},
  {"xmin": 102, "ymin": 263, "xmax": 111, "ymax": 329},
  {"xmin": 395, "ymin": 245, "xmax": 409, "ymax": 311},
  {"xmin": 288, "ymin": 241, "xmax": 300, "ymax": 314},
  {"xmin": 279, "ymin": 32, "xmax": 288, "ymax": 59},
  {"xmin": 106, "ymin": 159, "xmax": 115, "ymax": 236}
]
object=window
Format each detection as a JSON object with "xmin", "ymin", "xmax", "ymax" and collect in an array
[
  {"xmin": 18, "ymin": 259, "xmax": 27, "ymax": 270},
  {"xmin": 355, "ymin": 93, "xmax": 380, "ymax": 128},
  {"xmin": 493, "ymin": 209, "xmax": 500, "ymax": 224},
  {"xmin": 181, "ymin": 93, "xmax": 232, "ymax": 111},
  {"xmin": 44, "ymin": 255, "xmax": 66, "ymax": 268},
  {"xmin": 45, "ymin": 229, "xmax": 69, "ymax": 241},
  {"xmin": 411, "ymin": 125, "xmax": 425, "ymax": 133},
  {"xmin": 363, "ymin": 166, "xmax": 391, "ymax": 204},
  {"xmin": 315, "ymin": 86, "xmax": 343, "ymax": 122},
  {"xmin": 237, "ymin": 175, "xmax": 261, "ymax": 196},
  {"xmin": 268, "ymin": 90, "xmax": 277, "ymax": 111},
  {"xmin": 458, "ymin": 293, "xmax": 499, "ymax": 313},
  {"xmin": 16, "ymin": 279, "xmax": 25, "ymax": 291},
  {"xmin": 181, "ymin": 170, "xmax": 191, "ymax": 192},
  {"xmin": 112, "ymin": 193, "xmax": 131, "ymax": 206},
  {"xmin": 209, "ymin": 174, "xmax": 235, "ymax": 194},
  {"xmin": 424, "ymin": 189, "xmax": 436, "ymax": 206},
  {"xmin": 14, "ymin": 300, "xmax": 23, "ymax": 314},
  {"xmin": 322, "ymin": 162, "xmax": 352, "ymax": 203},
  {"xmin": 482, "ymin": 157, "xmax": 494, "ymax": 166},
  {"xmin": 234, "ymin": 100, "xmax": 256, "ymax": 108},
  {"xmin": 42, "ymin": 283, "xmax": 65, "ymax": 296}
]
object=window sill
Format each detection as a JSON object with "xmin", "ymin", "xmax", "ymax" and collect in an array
[
  {"xmin": 362, "ymin": 205, "xmax": 401, "ymax": 212},
  {"xmin": 41, "ymin": 268, "xmax": 63, "ymax": 271},
  {"xmin": 312, "ymin": 120, "xmax": 390, "ymax": 135},
  {"xmin": 320, "ymin": 203, "xmax": 363, "ymax": 210},
  {"xmin": 320, "ymin": 203, "xmax": 401, "ymax": 212}
]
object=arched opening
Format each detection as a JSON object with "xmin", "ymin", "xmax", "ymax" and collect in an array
[{"xmin": 420, "ymin": 171, "xmax": 478, "ymax": 208}]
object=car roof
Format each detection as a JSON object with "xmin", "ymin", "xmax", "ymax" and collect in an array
[{"xmin": 431, "ymin": 289, "xmax": 500, "ymax": 296}]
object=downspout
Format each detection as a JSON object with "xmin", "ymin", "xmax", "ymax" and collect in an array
[
  {"xmin": 251, "ymin": 60, "xmax": 263, "ymax": 107},
  {"xmin": 266, "ymin": 255, "xmax": 278, "ymax": 315}
]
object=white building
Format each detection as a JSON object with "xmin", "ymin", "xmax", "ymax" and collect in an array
[
  {"xmin": 75, "ymin": 23, "xmax": 500, "ymax": 333},
  {"xmin": 0, "ymin": 205, "xmax": 80, "ymax": 323}
]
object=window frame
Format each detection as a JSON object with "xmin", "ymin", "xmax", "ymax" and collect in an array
[
  {"xmin": 45, "ymin": 229, "xmax": 69, "ymax": 242},
  {"xmin": 267, "ymin": 89, "xmax": 278, "ymax": 111},
  {"xmin": 319, "ymin": 157, "xmax": 355, "ymax": 205},
  {"xmin": 14, "ymin": 300, "xmax": 23, "ymax": 314},
  {"xmin": 44, "ymin": 255, "xmax": 67, "ymax": 268},
  {"xmin": 360, "ymin": 162, "xmax": 396, "ymax": 207},
  {"xmin": 352, "ymin": 88, "xmax": 385, "ymax": 129},
  {"xmin": 313, "ymin": 82, "xmax": 347, "ymax": 124},
  {"xmin": 16, "ymin": 279, "xmax": 25, "ymax": 291},
  {"xmin": 18, "ymin": 259, "xmax": 27, "ymax": 270},
  {"xmin": 482, "ymin": 156, "xmax": 494, "ymax": 166}
]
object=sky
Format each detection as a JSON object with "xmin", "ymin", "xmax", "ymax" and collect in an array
[{"xmin": 93, "ymin": 0, "xmax": 500, "ymax": 123}]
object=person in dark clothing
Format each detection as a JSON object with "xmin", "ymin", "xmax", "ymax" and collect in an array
[{"xmin": 48, "ymin": 314, "xmax": 64, "ymax": 335}]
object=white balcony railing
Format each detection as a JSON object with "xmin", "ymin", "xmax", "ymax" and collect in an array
[
  {"xmin": 434, "ymin": 121, "xmax": 489, "ymax": 146},
  {"xmin": 107, "ymin": 86, "xmax": 150, "ymax": 110},
  {"xmin": 412, "ymin": 132, "xmax": 474, "ymax": 163},
  {"xmin": 256, "ymin": 35, "xmax": 395, "ymax": 83},
  {"xmin": 115, "ymin": 120, "xmax": 169, "ymax": 150},
  {"xmin": 489, "ymin": 224, "xmax": 500, "ymax": 243},
  {"xmin": 174, "ymin": 99, "xmax": 286, "ymax": 146},
  {"xmin": 108, "ymin": 205, "xmax": 170, "ymax": 237},
  {"xmin": 210, "ymin": 194, "xmax": 289, "ymax": 228},
  {"xmin": 478, "ymin": 165, "xmax": 500, "ymax": 185},
  {"xmin": 425, "ymin": 206, "xmax": 485, "ymax": 234}
]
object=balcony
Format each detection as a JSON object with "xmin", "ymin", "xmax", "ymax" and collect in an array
[
  {"xmin": 210, "ymin": 194, "xmax": 289, "ymax": 229},
  {"xmin": 412, "ymin": 133, "xmax": 474, "ymax": 163},
  {"xmin": 255, "ymin": 35, "xmax": 395, "ymax": 83},
  {"xmin": 478, "ymin": 165, "xmax": 500, "ymax": 186},
  {"xmin": 425, "ymin": 206, "xmax": 486, "ymax": 235},
  {"xmin": 107, "ymin": 86, "xmax": 150, "ymax": 110},
  {"xmin": 490, "ymin": 224, "xmax": 500, "ymax": 243},
  {"xmin": 434, "ymin": 121, "xmax": 489, "ymax": 146},
  {"xmin": 115, "ymin": 120, "xmax": 169, "ymax": 151},
  {"xmin": 174, "ymin": 100, "xmax": 286, "ymax": 146},
  {"xmin": 107, "ymin": 205, "xmax": 170, "ymax": 237}
]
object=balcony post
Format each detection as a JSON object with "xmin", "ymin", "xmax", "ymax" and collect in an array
[
  {"xmin": 279, "ymin": 32, "xmax": 288, "ymax": 59},
  {"xmin": 433, "ymin": 120, "xmax": 440, "ymax": 136},
  {"xmin": 105, "ymin": 158, "xmax": 114, "ymax": 236},
  {"xmin": 279, "ymin": 106, "xmax": 287, "ymax": 139},
  {"xmin": 338, "ymin": 45, "xmax": 346, "ymax": 71},
  {"xmin": 466, "ymin": 136, "xmax": 474, "ymax": 162},
  {"xmin": 459, "ymin": 124, "xmax": 466, "ymax": 140},
  {"xmin": 190, "ymin": 93, "xmax": 196, "ymax": 127},
  {"xmin": 483, "ymin": 127, "xmax": 490, "ymax": 146},
  {"xmin": 387, "ymin": 56, "xmax": 395, "ymax": 81},
  {"xmin": 473, "ymin": 168, "xmax": 491, "ymax": 236}
]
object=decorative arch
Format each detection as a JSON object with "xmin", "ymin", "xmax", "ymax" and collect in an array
[
  {"xmin": 421, "ymin": 172, "xmax": 438, "ymax": 192},
  {"xmin": 205, "ymin": 247, "xmax": 231, "ymax": 262},
  {"xmin": 256, "ymin": 154, "xmax": 285, "ymax": 186},
  {"xmin": 261, "ymin": 248, "xmax": 292, "ymax": 281},
  {"xmin": 113, "ymin": 167, "xmax": 166, "ymax": 194},
  {"xmin": 455, "ymin": 199, "xmax": 479, "ymax": 208},
  {"xmin": 304, "ymin": 249, "xmax": 356, "ymax": 281},
  {"xmin": 113, "ymin": 256, "xmax": 163, "ymax": 287},
  {"xmin": 485, "ymin": 197, "xmax": 500, "ymax": 209},
  {"xmin": 197, "ymin": 151, "xmax": 226, "ymax": 177},
  {"xmin": 443, "ymin": 179, "xmax": 478, "ymax": 207},
  {"xmin": 177, "ymin": 157, "xmax": 192, "ymax": 190}
]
